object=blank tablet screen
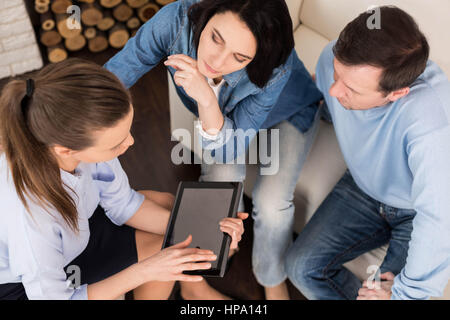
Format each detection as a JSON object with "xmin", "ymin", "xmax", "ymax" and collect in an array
[{"xmin": 168, "ymin": 187, "xmax": 235, "ymax": 269}]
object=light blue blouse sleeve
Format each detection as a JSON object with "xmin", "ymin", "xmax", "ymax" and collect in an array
[
  {"xmin": 95, "ymin": 158, "xmax": 145, "ymax": 226},
  {"xmin": 10, "ymin": 206, "xmax": 88, "ymax": 300}
]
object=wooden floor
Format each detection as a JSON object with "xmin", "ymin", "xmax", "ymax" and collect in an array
[{"xmin": 0, "ymin": 42, "xmax": 306, "ymax": 300}]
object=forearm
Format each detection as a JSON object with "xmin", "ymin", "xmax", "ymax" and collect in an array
[
  {"xmin": 197, "ymin": 95, "xmax": 225, "ymax": 136},
  {"xmin": 390, "ymin": 232, "xmax": 450, "ymax": 299},
  {"xmin": 125, "ymin": 198, "xmax": 171, "ymax": 235},
  {"xmin": 87, "ymin": 263, "xmax": 144, "ymax": 300},
  {"xmin": 397, "ymin": 128, "xmax": 450, "ymax": 299}
]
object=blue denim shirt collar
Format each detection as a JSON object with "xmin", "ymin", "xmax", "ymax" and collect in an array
[{"xmin": 223, "ymin": 69, "xmax": 247, "ymax": 88}]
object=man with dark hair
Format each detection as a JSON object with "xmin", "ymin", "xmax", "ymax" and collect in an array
[{"xmin": 285, "ymin": 6, "xmax": 450, "ymax": 300}]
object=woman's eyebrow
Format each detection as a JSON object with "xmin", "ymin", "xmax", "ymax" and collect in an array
[
  {"xmin": 236, "ymin": 52, "xmax": 253, "ymax": 60},
  {"xmin": 213, "ymin": 28, "xmax": 225, "ymax": 42},
  {"xmin": 212, "ymin": 28, "xmax": 254, "ymax": 60}
]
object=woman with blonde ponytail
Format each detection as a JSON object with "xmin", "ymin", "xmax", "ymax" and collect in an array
[{"xmin": 0, "ymin": 58, "xmax": 246, "ymax": 300}]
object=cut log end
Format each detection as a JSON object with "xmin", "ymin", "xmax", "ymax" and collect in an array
[
  {"xmin": 42, "ymin": 19, "xmax": 55, "ymax": 31},
  {"xmin": 138, "ymin": 3, "xmax": 159, "ymax": 22},
  {"xmin": 126, "ymin": 17, "xmax": 141, "ymax": 29},
  {"xmin": 88, "ymin": 34, "xmax": 109, "ymax": 53},
  {"xmin": 84, "ymin": 27, "xmax": 97, "ymax": 39},
  {"xmin": 51, "ymin": 0, "xmax": 73, "ymax": 15},
  {"xmin": 99, "ymin": 0, "xmax": 123, "ymax": 9},
  {"xmin": 36, "ymin": 0, "xmax": 51, "ymax": 5},
  {"xmin": 126, "ymin": 0, "xmax": 149, "ymax": 8},
  {"xmin": 65, "ymin": 34, "xmax": 87, "ymax": 51},
  {"xmin": 109, "ymin": 24, "xmax": 129, "ymax": 48},
  {"xmin": 81, "ymin": 3, "xmax": 104, "ymax": 26},
  {"xmin": 56, "ymin": 14, "xmax": 82, "ymax": 39},
  {"xmin": 48, "ymin": 44, "xmax": 68, "ymax": 63},
  {"xmin": 113, "ymin": 3, "xmax": 133, "ymax": 22},
  {"xmin": 155, "ymin": 0, "xmax": 176, "ymax": 5},
  {"xmin": 40, "ymin": 29, "xmax": 62, "ymax": 47},
  {"xmin": 35, "ymin": 4, "xmax": 49, "ymax": 14}
]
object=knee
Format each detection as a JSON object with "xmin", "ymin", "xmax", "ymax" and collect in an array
[
  {"xmin": 160, "ymin": 192, "xmax": 175, "ymax": 210},
  {"xmin": 285, "ymin": 245, "xmax": 306, "ymax": 283},
  {"xmin": 284, "ymin": 243, "xmax": 320, "ymax": 289},
  {"xmin": 135, "ymin": 231, "xmax": 164, "ymax": 262},
  {"xmin": 252, "ymin": 186, "xmax": 294, "ymax": 223},
  {"xmin": 138, "ymin": 190, "xmax": 175, "ymax": 211}
]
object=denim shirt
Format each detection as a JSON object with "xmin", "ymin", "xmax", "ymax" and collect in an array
[{"xmin": 104, "ymin": 0, "xmax": 322, "ymax": 161}]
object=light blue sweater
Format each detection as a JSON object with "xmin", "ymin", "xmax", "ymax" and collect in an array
[{"xmin": 316, "ymin": 41, "xmax": 450, "ymax": 300}]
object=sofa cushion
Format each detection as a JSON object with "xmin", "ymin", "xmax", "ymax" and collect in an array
[
  {"xmin": 294, "ymin": 25, "xmax": 330, "ymax": 75},
  {"xmin": 285, "ymin": 0, "xmax": 303, "ymax": 30},
  {"xmin": 294, "ymin": 120, "xmax": 347, "ymax": 224}
]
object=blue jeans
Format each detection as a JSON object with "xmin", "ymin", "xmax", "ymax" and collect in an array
[
  {"xmin": 285, "ymin": 171, "xmax": 416, "ymax": 300},
  {"xmin": 200, "ymin": 117, "xmax": 320, "ymax": 287}
]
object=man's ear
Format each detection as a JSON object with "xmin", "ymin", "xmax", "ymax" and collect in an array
[
  {"xmin": 52, "ymin": 145, "xmax": 76, "ymax": 158},
  {"xmin": 387, "ymin": 87, "xmax": 410, "ymax": 102}
]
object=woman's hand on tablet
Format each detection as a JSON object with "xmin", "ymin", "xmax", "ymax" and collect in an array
[
  {"xmin": 219, "ymin": 212, "xmax": 249, "ymax": 250},
  {"xmin": 136, "ymin": 235, "xmax": 217, "ymax": 283}
]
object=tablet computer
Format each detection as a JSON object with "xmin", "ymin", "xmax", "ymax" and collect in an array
[{"xmin": 162, "ymin": 181, "xmax": 243, "ymax": 277}]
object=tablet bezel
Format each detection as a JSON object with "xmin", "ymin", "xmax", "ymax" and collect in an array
[{"xmin": 161, "ymin": 181, "xmax": 243, "ymax": 277}]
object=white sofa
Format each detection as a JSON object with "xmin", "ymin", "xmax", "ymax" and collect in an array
[{"xmin": 169, "ymin": 0, "xmax": 450, "ymax": 299}]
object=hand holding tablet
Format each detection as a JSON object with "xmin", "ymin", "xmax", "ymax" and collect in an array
[
  {"xmin": 219, "ymin": 212, "xmax": 249, "ymax": 251},
  {"xmin": 162, "ymin": 182, "xmax": 245, "ymax": 277}
]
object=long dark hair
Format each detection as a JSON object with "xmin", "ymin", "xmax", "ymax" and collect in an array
[
  {"xmin": 0, "ymin": 58, "xmax": 132, "ymax": 232},
  {"xmin": 188, "ymin": 0, "xmax": 294, "ymax": 88}
]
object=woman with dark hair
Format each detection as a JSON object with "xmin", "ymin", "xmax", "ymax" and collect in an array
[
  {"xmin": 105, "ymin": 0, "xmax": 322, "ymax": 299},
  {"xmin": 0, "ymin": 58, "xmax": 246, "ymax": 300}
]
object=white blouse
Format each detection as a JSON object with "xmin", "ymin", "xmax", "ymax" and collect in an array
[{"xmin": 0, "ymin": 155, "xmax": 144, "ymax": 299}]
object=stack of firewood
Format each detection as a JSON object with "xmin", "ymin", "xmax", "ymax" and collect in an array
[{"xmin": 35, "ymin": 0, "xmax": 175, "ymax": 63}]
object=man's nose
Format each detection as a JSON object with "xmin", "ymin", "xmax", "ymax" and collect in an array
[{"xmin": 329, "ymin": 81, "xmax": 346, "ymax": 99}]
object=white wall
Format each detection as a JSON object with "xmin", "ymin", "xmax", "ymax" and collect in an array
[{"xmin": 0, "ymin": 0, "xmax": 43, "ymax": 79}]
